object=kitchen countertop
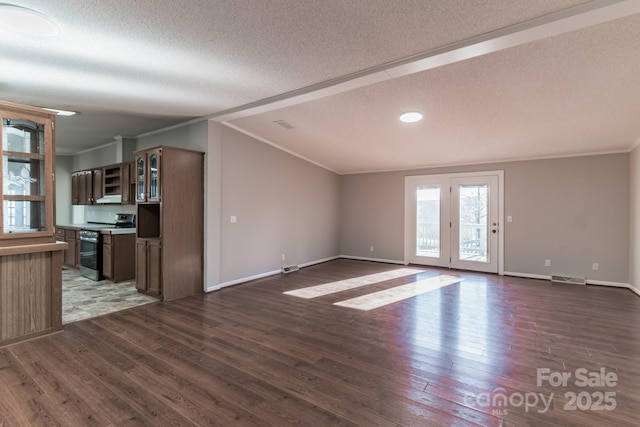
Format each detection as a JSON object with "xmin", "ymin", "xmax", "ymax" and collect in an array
[
  {"xmin": 102, "ymin": 228, "xmax": 136, "ymax": 235},
  {"xmin": 56, "ymin": 223, "xmax": 136, "ymax": 234}
]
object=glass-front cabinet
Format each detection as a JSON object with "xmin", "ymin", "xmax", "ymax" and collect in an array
[
  {"xmin": 135, "ymin": 148, "xmax": 162, "ymax": 203},
  {"xmin": 0, "ymin": 102, "xmax": 55, "ymax": 243}
]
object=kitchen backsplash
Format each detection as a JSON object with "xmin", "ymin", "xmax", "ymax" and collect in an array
[{"xmin": 72, "ymin": 204, "xmax": 136, "ymax": 224}]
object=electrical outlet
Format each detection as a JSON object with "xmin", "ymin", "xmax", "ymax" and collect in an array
[
  {"xmin": 545, "ymin": 259, "xmax": 551, "ymax": 267},
  {"xmin": 230, "ymin": 215, "xmax": 237, "ymax": 223},
  {"xmin": 282, "ymin": 254, "xmax": 285, "ymax": 261},
  {"xmin": 592, "ymin": 263, "xmax": 599, "ymax": 270},
  {"xmin": 370, "ymin": 246, "xmax": 374, "ymax": 252}
]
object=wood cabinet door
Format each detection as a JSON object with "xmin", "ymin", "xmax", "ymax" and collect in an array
[
  {"xmin": 77, "ymin": 171, "xmax": 88, "ymax": 205},
  {"xmin": 65, "ymin": 236, "xmax": 77, "ymax": 267},
  {"xmin": 135, "ymin": 239, "xmax": 147, "ymax": 291},
  {"xmin": 148, "ymin": 240, "xmax": 162, "ymax": 296},
  {"xmin": 71, "ymin": 173, "xmax": 79, "ymax": 205},
  {"xmin": 92, "ymin": 169, "xmax": 103, "ymax": 203},
  {"xmin": 135, "ymin": 155, "xmax": 146, "ymax": 202},
  {"xmin": 121, "ymin": 163, "xmax": 130, "ymax": 204},
  {"xmin": 103, "ymin": 243, "xmax": 112, "ymax": 279},
  {"xmin": 147, "ymin": 150, "xmax": 162, "ymax": 202}
]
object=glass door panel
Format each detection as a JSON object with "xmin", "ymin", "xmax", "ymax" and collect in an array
[
  {"xmin": 405, "ymin": 175, "xmax": 449, "ymax": 268},
  {"xmin": 136, "ymin": 156, "xmax": 145, "ymax": 201},
  {"xmin": 451, "ymin": 176, "xmax": 498, "ymax": 273},
  {"xmin": 416, "ymin": 186, "xmax": 441, "ymax": 258},
  {"xmin": 458, "ymin": 184, "xmax": 488, "ymax": 262},
  {"xmin": 149, "ymin": 153, "xmax": 158, "ymax": 200}
]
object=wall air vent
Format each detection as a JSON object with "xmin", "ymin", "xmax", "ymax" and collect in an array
[
  {"xmin": 282, "ymin": 265, "xmax": 299, "ymax": 274},
  {"xmin": 551, "ymin": 275, "xmax": 586, "ymax": 285},
  {"xmin": 273, "ymin": 119, "xmax": 295, "ymax": 130}
]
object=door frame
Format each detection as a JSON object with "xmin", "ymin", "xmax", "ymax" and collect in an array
[{"xmin": 404, "ymin": 170, "xmax": 505, "ymax": 275}]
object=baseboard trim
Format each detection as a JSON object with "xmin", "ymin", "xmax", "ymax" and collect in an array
[
  {"xmin": 504, "ymin": 271, "xmax": 638, "ymax": 296},
  {"xmin": 339, "ymin": 255, "xmax": 406, "ymax": 265},
  {"xmin": 208, "ymin": 256, "xmax": 341, "ymax": 292},
  {"xmin": 503, "ymin": 271, "xmax": 550, "ymax": 281},
  {"xmin": 586, "ymin": 279, "xmax": 630, "ymax": 288},
  {"xmin": 627, "ymin": 284, "xmax": 640, "ymax": 297}
]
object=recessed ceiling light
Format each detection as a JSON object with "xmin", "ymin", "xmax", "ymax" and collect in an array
[
  {"xmin": 399, "ymin": 111, "xmax": 423, "ymax": 123},
  {"xmin": 0, "ymin": 4, "xmax": 59, "ymax": 37}
]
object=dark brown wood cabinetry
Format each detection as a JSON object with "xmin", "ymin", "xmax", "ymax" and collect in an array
[
  {"xmin": 56, "ymin": 226, "xmax": 80, "ymax": 269},
  {"xmin": 71, "ymin": 162, "xmax": 135, "ymax": 205},
  {"xmin": 135, "ymin": 149, "xmax": 162, "ymax": 203},
  {"xmin": 72, "ymin": 169, "xmax": 102, "ymax": 205},
  {"xmin": 136, "ymin": 238, "xmax": 161, "ymax": 295},
  {"xmin": 103, "ymin": 232, "xmax": 135, "ymax": 283},
  {"xmin": 135, "ymin": 146, "xmax": 203, "ymax": 301}
]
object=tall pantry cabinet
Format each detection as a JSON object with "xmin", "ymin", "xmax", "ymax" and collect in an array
[{"xmin": 135, "ymin": 146, "xmax": 204, "ymax": 301}]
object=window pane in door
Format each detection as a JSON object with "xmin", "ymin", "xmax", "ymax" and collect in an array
[
  {"xmin": 459, "ymin": 184, "xmax": 488, "ymax": 262},
  {"xmin": 416, "ymin": 186, "xmax": 440, "ymax": 257}
]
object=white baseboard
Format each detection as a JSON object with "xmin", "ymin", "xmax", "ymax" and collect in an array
[
  {"xmin": 503, "ymin": 271, "xmax": 551, "ymax": 281},
  {"xmin": 586, "ymin": 279, "xmax": 630, "ymax": 288},
  {"xmin": 504, "ymin": 271, "xmax": 638, "ymax": 297},
  {"xmin": 627, "ymin": 284, "xmax": 640, "ymax": 297},
  {"xmin": 339, "ymin": 255, "xmax": 406, "ymax": 265},
  {"xmin": 207, "ymin": 256, "xmax": 341, "ymax": 292}
]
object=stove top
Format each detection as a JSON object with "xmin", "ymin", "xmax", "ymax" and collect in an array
[{"xmin": 85, "ymin": 213, "xmax": 136, "ymax": 229}]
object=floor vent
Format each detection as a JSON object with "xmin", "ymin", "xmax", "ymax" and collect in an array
[
  {"xmin": 551, "ymin": 275, "xmax": 586, "ymax": 285},
  {"xmin": 282, "ymin": 265, "xmax": 300, "ymax": 274}
]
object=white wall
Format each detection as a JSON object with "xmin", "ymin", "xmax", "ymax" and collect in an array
[
  {"xmin": 341, "ymin": 153, "xmax": 630, "ymax": 284},
  {"xmin": 219, "ymin": 126, "xmax": 341, "ymax": 285}
]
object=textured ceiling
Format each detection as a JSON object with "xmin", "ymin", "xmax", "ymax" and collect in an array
[{"xmin": 1, "ymin": 0, "xmax": 639, "ymax": 172}]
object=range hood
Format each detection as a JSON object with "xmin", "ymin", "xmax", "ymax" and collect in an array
[{"xmin": 95, "ymin": 195, "xmax": 122, "ymax": 204}]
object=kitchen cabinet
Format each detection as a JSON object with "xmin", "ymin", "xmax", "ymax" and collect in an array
[
  {"xmin": 103, "ymin": 232, "xmax": 135, "ymax": 282},
  {"xmin": 72, "ymin": 162, "xmax": 135, "ymax": 205},
  {"xmin": 72, "ymin": 169, "xmax": 102, "ymax": 205},
  {"xmin": 71, "ymin": 172, "xmax": 79, "ymax": 204},
  {"xmin": 135, "ymin": 146, "xmax": 203, "ymax": 301},
  {"xmin": 64, "ymin": 229, "xmax": 79, "ymax": 268},
  {"xmin": 136, "ymin": 239, "xmax": 161, "ymax": 295},
  {"xmin": 103, "ymin": 164, "xmax": 121, "ymax": 198},
  {"xmin": 121, "ymin": 162, "xmax": 131, "ymax": 204},
  {"xmin": 1, "ymin": 100, "xmax": 65, "ymax": 346},
  {"xmin": 56, "ymin": 226, "xmax": 80, "ymax": 268},
  {"xmin": 135, "ymin": 148, "xmax": 162, "ymax": 203}
]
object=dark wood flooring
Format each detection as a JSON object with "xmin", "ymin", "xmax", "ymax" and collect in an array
[{"xmin": 1, "ymin": 259, "xmax": 639, "ymax": 426}]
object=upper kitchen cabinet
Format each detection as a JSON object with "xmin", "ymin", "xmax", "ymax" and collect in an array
[
  {"xmin": 71, "ymin": 162, "xmax": 134, "ymax": 205},
  {"xmin": 136, "ymin": 148, "xmax": 161, "ymax": 203},
  {"xmin": 72, "ymin": 169, "xmax": 102, "ymax": 205},
  {"xmin": 1, "ymin": 101, "xmax": 55, "ymax": 244}
]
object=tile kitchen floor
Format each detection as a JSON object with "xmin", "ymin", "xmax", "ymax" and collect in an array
[{"xmin": 62, "ymin": 268, "xmax": 157, "ymax": 324}]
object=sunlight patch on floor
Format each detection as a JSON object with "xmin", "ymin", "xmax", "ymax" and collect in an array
[
  {"xmin": 333, "ymin": 275, "xmax": 461, "ymax": 311},
  {"xmin": 283, "ymin": 268, "xmax": 423, "ymax": 298}
]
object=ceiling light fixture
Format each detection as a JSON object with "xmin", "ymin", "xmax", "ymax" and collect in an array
[
  {"xmin": 0, "ymin": 4, "xmax": 59, "ymax": 36},
  {"xmin": 399, "ymin": 111, "xmax": 423, "ymax": 123},
  {"xmin": 43, "ymin": 107, "xmax": 77, "ymax": 116}
]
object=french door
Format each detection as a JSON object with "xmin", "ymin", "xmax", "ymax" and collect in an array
[{"xmin": 405, "ymin": 171, "xmax": 503, "ymax": 274}]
